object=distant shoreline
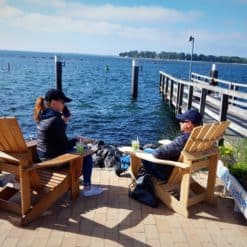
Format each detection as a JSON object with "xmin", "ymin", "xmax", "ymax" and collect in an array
[
  {"xmin": 117, "ymin": 55, "xmax": 247, "ymax": 66},
  {"xmin": 1, "ymin": 49, "xmax": 247, "ymax": 65},
  {"xmin": 119, "ymin": 50, "xmax": 247, "ymax": 65}
]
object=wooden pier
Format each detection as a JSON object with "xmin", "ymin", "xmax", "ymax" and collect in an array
[{"xmin": 159, "ymin": 71, "xmax": 247, "ymax": 139}]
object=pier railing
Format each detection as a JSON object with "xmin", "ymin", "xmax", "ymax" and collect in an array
[
  {"xmin": 159, "ymin": 71, "xmax": 247, "ymax": 137},
  {"xmin": 191, "ymin": 72, "xmax": 247, "ymax": 101}
]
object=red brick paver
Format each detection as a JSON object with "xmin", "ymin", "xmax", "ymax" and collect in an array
[{"xmin": 0, "ymin": 169, "xmax": 246, "ymax": 247}]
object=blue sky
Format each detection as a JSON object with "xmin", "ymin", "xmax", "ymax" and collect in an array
[{"xmin": 1, "ymin": 0, "xmax": 247, "ymax": 57}]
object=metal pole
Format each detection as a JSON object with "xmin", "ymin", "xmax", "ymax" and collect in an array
[{"xmin": 189, "ymin": 36, "xmax": 194, "ymax": 81}]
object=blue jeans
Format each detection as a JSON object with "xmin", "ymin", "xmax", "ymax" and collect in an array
[
  {"xmin": 142, "ymin": 148, "xmax": 173, "ymax": 181},
  {"xmin": 82, "ymin": 155, "xmax": 93, "ymax": 186},
  {"xmin": 38, "ymin": 149, "xmax": 93, "ymax": 186}
]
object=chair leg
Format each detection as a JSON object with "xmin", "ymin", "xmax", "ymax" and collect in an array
[
  {"xmin": 70, "ymin": 158, "xmax": 82, "ymax": 200},
  {"xmin": 155, "ymin": 183, "xmax": 189, "ymax": 217},
  {"xmin": 19, "ymin": 169, "xmax": 31, "ymax": 216},
  {"xmin": 206, "ymin": 154, "xmax": 218, "ymax": 204},
  {"xmin": 180, "ymin": 170, "xmax": 190, "ymax": 205},
  {"xmin": 130, "ymin": 155, "xmax": 142, "ymax": 178},
  {"xmin": 179, "ymin": 169, "xmax": 190, "ymax": 216}
]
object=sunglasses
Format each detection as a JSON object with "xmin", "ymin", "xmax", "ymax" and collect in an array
[{"xmin": 180, "ymin": 120, "xmax": 189, "ymax": 123}]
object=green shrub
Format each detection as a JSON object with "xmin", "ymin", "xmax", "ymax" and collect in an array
[
  {"xmin": 229, "ymin": 138, "xmax": 247, "ymax": 190},
  {"xmin": 219, "ymin": 145, "xmax": 235, "ymax": 168},
  {"xmin": 229, "ymin": 162, "xmax": 247, "ymax": 190},
  {"xmin": 233, "ymin": 138, "xmax": 247, "ymax": 164}
]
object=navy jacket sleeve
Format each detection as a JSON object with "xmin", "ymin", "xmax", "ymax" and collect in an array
[{"xmin": 153, "ymin": 133, "xmax": 190, "ymax": 161}]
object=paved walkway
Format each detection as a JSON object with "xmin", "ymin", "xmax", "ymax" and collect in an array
[{"xmin": 0, "ymin": 169, "xmax": 246, "ymax": 247}]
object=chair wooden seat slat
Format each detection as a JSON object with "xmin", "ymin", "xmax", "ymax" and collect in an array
[
  {"xmin": 119, "ymin": 121, "xmax": 230, "ymax": 217},
  {"xmin": 0, "ymin": 116, "xmax": 83, "ymax": 225}
]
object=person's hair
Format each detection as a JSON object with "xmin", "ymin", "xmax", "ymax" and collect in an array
[{"xmin": 33, "ymin": 96, "xmax": 46, "ymax": 122}]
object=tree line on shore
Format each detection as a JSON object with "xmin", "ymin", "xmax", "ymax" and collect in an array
[{"xmin": 119, "ymin": 50, "xmax": 247, "ymax": 64}]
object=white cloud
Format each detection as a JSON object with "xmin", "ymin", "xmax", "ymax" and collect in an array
[
  {"xmin": 0, "ymin": 5, "xmax": 23, "ymax": 18},
  {"xmin": 18, "ymin": 1, "xmax": 202, "ymax": 23},
  {"xmin": 0, "ymin": 1, "xmax": 246, "ymax": 56},
  {"xmin": 0, "ymin": 2, "xmax": 201, "ymax": 36},
  {"xmin": 0, "ymin": 0, "xmax": 6, "ymax": 5},
  {"xmin": 59, "ymin": 4, "xmax": 201, "ymax": 24},
  {"xmin": 25, "ymin": 0, "xmax": 67, "ymax": 8},
  {"xmin": 5, "ymin": 12, "xmax": 121, "ymax": 35}
]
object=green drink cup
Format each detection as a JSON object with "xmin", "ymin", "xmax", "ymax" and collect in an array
[
  {"xmin": 76, "ymin": 142, "xmax": 84, "ymax": 154},
  {"xmin": 131, "ymin": 139, "xmax": 139, "ymax": 151}
]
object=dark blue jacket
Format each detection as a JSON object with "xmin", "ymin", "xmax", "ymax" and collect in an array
[
  {"xmin": 142, "ymin": 132, "xmax": 190, "ymax": 181},
  {"xmin": 153, "ymin": 132, "xmax": 190, "ymax": 161},
  {"xmin": 36, "ymin": 108, "xmax": 77, "ymax": 159}
]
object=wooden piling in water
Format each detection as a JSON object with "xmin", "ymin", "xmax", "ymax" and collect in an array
[
  {"xmin": 209, "ymin": 64, "xmax": 218, "ymax": 85},
  {"xmin": 55, "ymin": 56, "xmax": 62, "ymax": 91},
  {"xmin": 131, "ymin": 59, "xmax": 139, "ymax": 99}
]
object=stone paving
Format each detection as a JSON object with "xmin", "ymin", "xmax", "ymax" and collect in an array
[{"xmin": 0, "ymin": 168, "xmax": 246, "ymax": 247}]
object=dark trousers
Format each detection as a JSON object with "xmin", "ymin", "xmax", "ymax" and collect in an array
[{"xmin": 142, "ymin": 148, "xmax": 174, "ymax": 181}]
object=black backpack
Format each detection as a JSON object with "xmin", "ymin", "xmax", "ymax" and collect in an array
[{"xmin": 128, "ymin": 168, "xmax": 158, "ymax": 208}]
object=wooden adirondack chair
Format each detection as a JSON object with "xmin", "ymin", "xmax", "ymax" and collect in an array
[
  {"xmin": 119, "ymin": 121, "xmax": 230, "ymax": 217},
  {"xmin": 0, "ymin": 117, "xmax": 84, "ymax": 225}
]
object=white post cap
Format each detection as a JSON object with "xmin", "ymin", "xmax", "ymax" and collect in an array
[
  {"xmin": 212, "ymin": 63, "xmax": 216, "ymax": 71},
  {"xmin": 132, "ymin": 59, "xmax": 139, "ymax": 67},
  {"xmin": 55, "ymin": 55, "xmax": 61, "ymax": 62}
]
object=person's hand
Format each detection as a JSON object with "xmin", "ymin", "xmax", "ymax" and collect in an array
[
  {"xmin": 62, "ymin": 115, "xmax": 70, "ymax": 124},
  {"xmin": 62, "ymin": 105, "xmax": 71, "ymax": 123}
]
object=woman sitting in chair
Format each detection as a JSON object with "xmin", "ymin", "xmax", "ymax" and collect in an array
[
  {"xmin": 143, "ymin": 109, "xmax": 202, "ymax": 181},
  {"xmin": 33, "ymin": 89, "xmax": 103, "ymax": 197}
]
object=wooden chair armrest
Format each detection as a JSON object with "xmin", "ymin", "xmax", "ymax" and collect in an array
[
  {"xmin": 118, "ymin": 147, "xmax": 189, "ymax": 169},
  {"xmin": 26, "ymin": 140, "xmax": 40, "ymax": 162},
  {"xmin": 26, "ymin": 153, "xmax": 82, "ymax": 171},
  {"xmin": 158, "ymin": 139, "xmax": 172, "ymax": 145},
  {"xmin": 0, "ymin": 151, "xmax": 20, "ymax": 164},
  {"xmin": 135, "ymin": 151, "xmax": 190, "ymax": 169},
  {"xmin": 0, "ymin": 151, "xmax": 32, "ymax": 163},
  {"xmin": 26, "ymin": 140, "xmax": 37, "ymax": 148},
  {"xmin": 181, "ymin": 147, "xmax": 219, "ymax": 161}
]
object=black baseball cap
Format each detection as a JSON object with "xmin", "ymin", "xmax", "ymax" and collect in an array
[
  {"xmin": 176, "ymin": 109, "xmax": 202, "ymax": 125},
  {"xmin": 45, "ymin": 89, "xmax": 72, "ymax": 103}
]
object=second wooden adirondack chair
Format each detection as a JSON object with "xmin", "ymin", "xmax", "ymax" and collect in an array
[{"xmin": 119, "ymin": 121, "xmax": 230, "ymax": 217}]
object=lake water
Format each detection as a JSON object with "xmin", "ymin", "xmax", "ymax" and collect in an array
[{"xmin": 0, "ymin": 50, "xmax": 246, "ymax": 145}]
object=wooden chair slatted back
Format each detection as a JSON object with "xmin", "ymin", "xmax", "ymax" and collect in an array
[
  {"xmin": 183, "ymin": 121, "xmax": 230, "ymax": 153},
  {"xmin": 0, "ymin": 117, "xmax": 28, "ymax": 153},
  {"xmin": 167, "ymin": 121, "xmax": 230, "ymax": 185}
]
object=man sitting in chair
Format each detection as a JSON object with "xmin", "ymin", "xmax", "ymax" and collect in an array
[{"xmin": 142, "ymin": 109, "xmax": 202, "ymax": 181}]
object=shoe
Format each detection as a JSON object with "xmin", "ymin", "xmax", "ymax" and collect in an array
[
  {"xmin": 83, "ymin": 186, "xmax": 103, "ymax": 197},
  {"xmin": 115, "ymin": 167, "xmax": 125, "ymax": 177}
]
